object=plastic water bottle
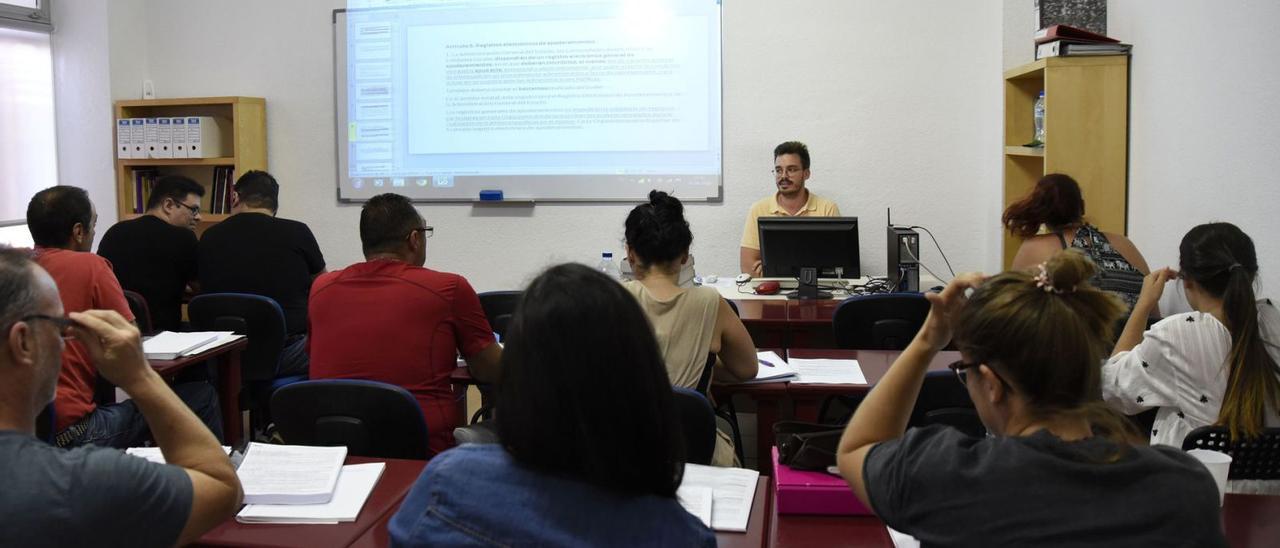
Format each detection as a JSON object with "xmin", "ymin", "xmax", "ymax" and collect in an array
[
  {"xmin": 597, "ymin": 252, "xmax": 620, "ymax": 280},
  {"xmin": 1033, "ymin": 91, "xmax": 1046, "ymax": 145}
]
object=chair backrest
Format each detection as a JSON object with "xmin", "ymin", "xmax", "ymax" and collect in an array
[
  {"xmin": 271, "ymin": 379, "xmax": 431, "ymax": 460},
  {"xmin": 909, "ymin": 370, "xmax": 984, "ymax": 437},
  {"xmin": 832, "ymin": 293, "xmax": 931, "ymax": 350},
  {"xmin": 672, "ymin": 387, "xmax": 716, "ymax": 465},
  {"xmin": 725, "ymin": 298, "xmax": 739, "ymax": 317},
  {"xmin": 188, "ymin": 293, "xmax": 286, "ymax": 382},
  {"xmin": 478, "ymin": 290, "xmax": 522, "ymax": 341},
  {"xmin": 122, "ymin": 290, "xmax": 154, "ymax": 335},
  {"xmin": 1182, "ymin": 426, "xmax": 1280, "ymax": 480}
]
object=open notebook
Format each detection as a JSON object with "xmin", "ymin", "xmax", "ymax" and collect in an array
[{"xmin": 676, "ymin": 464, "xmax": 760, "ymax": 532}]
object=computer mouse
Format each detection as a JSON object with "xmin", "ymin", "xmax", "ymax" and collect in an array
[
  {"xmin": 735, "ymin": 273, "xmax": 752, "ymax": 284},
  {"xmin": 756, "ymin": 281, "xmax": 781, "ymax": 295},
  {"xmin": 703, "ymin": 274, "xmax": 718, "ymax": 284}
]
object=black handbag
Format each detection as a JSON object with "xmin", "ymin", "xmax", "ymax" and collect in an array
[{"xmin": 773, "ymin": 420, "xmax": 843, "ymax": 471}]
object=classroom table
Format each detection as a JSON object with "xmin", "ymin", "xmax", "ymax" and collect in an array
[
  {"xmin": 713, "ymin": 349, "xmax": 958, "ymax": 471},
  {"xmin": 193, "ymin": 456, "xmax": 426, "ymax": 548},
  {"xmin": 150, "ymin": 337, "xmax": 249, "ymax": 446}
]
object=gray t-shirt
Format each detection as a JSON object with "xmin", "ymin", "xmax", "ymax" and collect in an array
[
  {"xmin": 0, "ymin": 431, "xmax": 193, "ymax": 548},
  {"xmin": 864, "ymin": 426, "xmax": 1227, "ymax": 548}
]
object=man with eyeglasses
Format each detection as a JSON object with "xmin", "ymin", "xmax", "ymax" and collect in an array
[
  {"xmin": 26, "ymin": 186, "xmax": 221, "ymax": 448},
  {"xmin": 307, "ymin": 193, "xmax": 501, "ymax": 455},
  {"xmin": 0, "ymin": 246, "xmax": 242, "ymax": 546},
  {"xmin": 739, "ymin": 141, "xmax": 842, "ymax": 277},
  {"xmin": 98, "ymin": 175, "xmax": 205, "ymax": 332},
  {"xmin": 199, "ymin": 170, "xmax": 326, "ymax": 380}
]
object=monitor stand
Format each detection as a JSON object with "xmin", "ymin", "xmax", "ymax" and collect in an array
[{"xmin": 786, "ymin": 267, "xmax": 832, "ymax": 300}]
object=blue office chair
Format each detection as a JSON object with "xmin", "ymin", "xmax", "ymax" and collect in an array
[
  {"xmin": 272, "ymin": 379, "xmax": 431, "ymax": 460},
  {"xmin": 832, "ymin": 293, "xmax": 931, "ymax": 350},
  {"xmin": 188, "ymin": 293, "xmax": 306, "ymax": 435},
  {"xmin": 672, "ymin": 387, "xmax": 717, "ymax": 465},
  {"xmin": 470, "ymin": 291, "xmax": 521, "ymax": 423}
]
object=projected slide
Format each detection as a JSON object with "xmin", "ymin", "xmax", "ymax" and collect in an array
[{"xmin": 336, "ymin": 0, "xmax": 722, "ymax": 202}]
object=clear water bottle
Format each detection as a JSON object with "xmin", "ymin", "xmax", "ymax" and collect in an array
[
  {"xmin": 597, "ymin": 252, "xmax": 620, "ymax": 280},
  {"xmin": 1033, "ymin": 91, "xmax": 1046, "ymax": 145}
]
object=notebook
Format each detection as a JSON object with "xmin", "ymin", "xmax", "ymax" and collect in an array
[
  {"xmin": 142, "ymin": 331, "xmax": 221, "ymax": 360},
  {"xmin": 677, "ymin": 464, "xmax": 760, "ymax": 532},
  {"xmin": 236, "ymin": 443, "xmax": 348, "ymax": 505},
  {"xmin": 237, "ymin": 463, "xmax": 386, "ymax": 524}
]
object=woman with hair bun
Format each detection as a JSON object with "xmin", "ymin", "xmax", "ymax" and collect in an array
[
  {"xmin": 623, "ymin": 190, "xmax": 757, "ymax": 466},
  {"xmin": 1003, "ymin": 173, "xmax": 1152, "ymax": 310},
  {"xmin": 1104, "ymin": 223, "xmax": 1280, "ymax": 462},
  {"xmin": 836, "ymin": 250, "xmax": 1226, "ymax": 546}
]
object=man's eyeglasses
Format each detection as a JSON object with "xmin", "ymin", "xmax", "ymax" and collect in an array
[
  {"xmin": 772, "ymin": 166, "xmax": 804, "ymax": 176},
  {"xmin": 177, "ymin": 201, "xmax": 201, "ymax": 215},
  {"xmin": 408, "ymin": 226, "xmax": 434, "ymax": 239},
  {"xmin": 20, "ymin": 314, "xmax": 75, "ymax": 339},
  {"xmin": 948, "ymin": 359, "xmax": 1014, "ymax": 392}
]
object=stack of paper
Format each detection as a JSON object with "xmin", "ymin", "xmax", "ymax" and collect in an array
[
  {"xmin": 237, "ymin": 463, "xmax": 386, "ymax": 524},
  {"xmin": 183, "ymin": 332, "xmax": 245, "ymax": 356},
  {"xmin": 236, "ymin": 443, "xmax": 348, "ymax": 505},
  {"xmin": 142, "ymin": 331, "xmax": 220, "ymax": 360},
  {"xmin": 736, "ymin": 351, "xmax": 798, "ymax": 385},
  {"xmin": 791, "ymin": 358, "xmax": 867, "ymax": 385},
  {"xmin": 677, "ymin": 464, "xmax": 760, "ymax": 532},
  {"xmin": 125, "ymin": 446, "xmax": 232, "ymax": 464}
]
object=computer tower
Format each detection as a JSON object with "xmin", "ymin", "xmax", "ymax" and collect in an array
[{"xmin": 887, "ymin": 226, "xmax": 920, "ymax": 292}]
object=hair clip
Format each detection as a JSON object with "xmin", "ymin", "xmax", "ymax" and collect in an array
[{"xmin": 1033, "ymin": 262, "xmax": 1075, "ymax": 294}]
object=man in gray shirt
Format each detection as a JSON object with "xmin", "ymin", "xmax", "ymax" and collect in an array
[{"xmin": 0, "ymin": 246, "xmax": 242, "ymax": 547}]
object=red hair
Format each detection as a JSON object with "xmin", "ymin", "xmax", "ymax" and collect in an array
[{"xmin": 1002, "ymin": 174, "xmax": 1085, "ymax": 238}]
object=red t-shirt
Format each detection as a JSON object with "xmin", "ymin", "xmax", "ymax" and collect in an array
[
  {"xmin": 33, "ymin": 247, "xmax": 135, "ymax": 431},
  {"xmin": 307, "ymin": 259, "xmax": 495, "ymax": 455}
]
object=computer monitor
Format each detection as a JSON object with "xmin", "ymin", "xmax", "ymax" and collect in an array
[{"xmin": 758, "ymin": 217, "xmax": 860, "ymax": 299}]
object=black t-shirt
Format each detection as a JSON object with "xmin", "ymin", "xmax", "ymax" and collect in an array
[
  {"xmin": 197, "ymin": 212, "xmax": 325, "ymax": 335},
  {"xmin": 864, "ymin": 426, "xmax": 1228, "ymax": 548},
  {"xmin": 97, "ymin": 215, "xmax": 198, "ymax": 332}
]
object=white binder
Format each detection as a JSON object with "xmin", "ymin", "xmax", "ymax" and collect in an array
[
  {"xmin": 116, "ymin": 119, "xmax": 132, "ymax": 159},
  {"xmin": 155, "ymin": 117, "xmax": 173, "ymax": 158},
  {"xmin": 129, "ymin": 119, "xmax": 147, "ymax": 158},
  {"xmin": 144, "ymin": 118, "xmax": 160, "ymax": 158},
  {"xmin": 187, "ymin": 116, "xmax": 228, "ymax": 158},
  {"xmin": 170, "ymin": 117, "xmax": 188, "ymax": 158}
]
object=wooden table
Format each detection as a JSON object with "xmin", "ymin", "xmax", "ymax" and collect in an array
[
  {"xmin": 151, "ymin": 337, "xmax": 249, "ymax": 446},
  {"xmin": 714, "ymin": 349, "xmax": 958, "ymax": 471},
  {"xmin": 194, "ymin": 456, "xmax": 426, "ymax": 548},
  {"xmin": 733, "ymin": 300, "xmax": 839, "ymax": 349}
]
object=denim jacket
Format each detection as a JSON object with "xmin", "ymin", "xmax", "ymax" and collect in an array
[{"xmin": 389, "ymin": 444, "xmax": 716, "ymax": 547}]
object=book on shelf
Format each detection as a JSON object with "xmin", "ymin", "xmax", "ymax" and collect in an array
[
  {"xmin": 131, "ymin": 168, "xmax": 159, "ymax": 214},
  {"xmin": 1036, "ymin": 40, "xmax": 1132, "ymax": 59},
  {"xmin": 1034, "ymin": 24, "xmax": 1119, "ymax": 45},
  {"xmin": 210, "ymin": 166, "xmax": 235, "ymax": 214}
]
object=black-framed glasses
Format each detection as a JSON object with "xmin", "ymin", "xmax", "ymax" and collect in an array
[
  {"xmin": 177, "ymin": 201, "xmax": 201, "ymax": 215},
  {"xmin": 20, "ymin": 314, "xmax": 75, "ymax": 339},
  {"xmin": 948, "ymin": 359, "xmax": 1014, "ymax": 392},
  {"xmin": 408, "ymin": 226, "xmax": 434, "ymax": 239}
]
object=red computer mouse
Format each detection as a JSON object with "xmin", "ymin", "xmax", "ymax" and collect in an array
[{"xmin": 755, "ymin": 281, "xmax": 781, "ymax": 295}]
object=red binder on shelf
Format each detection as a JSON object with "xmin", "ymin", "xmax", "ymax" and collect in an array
[{"xmin": 1034, "ymin": 24, "xmax": 1119, "ymax": 45}]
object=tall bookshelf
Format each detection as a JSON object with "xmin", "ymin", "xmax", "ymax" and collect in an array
[
  {"xmin": 1002, "ymin": 56, "xmax": 1128, "ymax": 268},
  {"xmin": 113, "ymin": 96, "xmax": 266, "ymax": 234}
]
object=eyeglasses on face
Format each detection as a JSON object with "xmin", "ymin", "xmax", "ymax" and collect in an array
[
  {"xmin": 177, "ymin": 201, "xmax": 201, "ymax": 215},
  {"xmin": 948, "ymin": 359, "xmax": 1014, "ymax": 392},
  {"xmin": 408, "ymin": 226, "xmax": 434, "ymax": 239},
  {"xmin": 772, "ymin": 166, "xmax": 804, "ymax": 176},
  {"xmin": 20, "ymin": 314, "xmax": 75, "ymax": 339}
]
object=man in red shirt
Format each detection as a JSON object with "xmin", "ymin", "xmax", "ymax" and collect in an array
[
  {"xmin": 26, "ymin": 186, "xmax": 221, "ymax": 447},
  {"xmin": 308, "ymin": 193, "xmax": 501, "ymax": 455}
]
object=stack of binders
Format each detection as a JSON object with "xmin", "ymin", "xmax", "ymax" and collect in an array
[{"xmin": 1034, "ymin": 24, "xmax": 1131, "ymax": 59}]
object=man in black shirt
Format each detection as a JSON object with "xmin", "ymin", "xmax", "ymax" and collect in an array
[
  {"xmin": 98, "ymin": 175, "xmax": 203, "ymax": 333},
  {"xmin": 198, "ymin": 170, "xmax": 324, "ymax": 377}
]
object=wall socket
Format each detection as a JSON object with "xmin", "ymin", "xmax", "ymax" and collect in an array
[{"xmin": 142, "ymin": 79, "xmax": 155, "ymax": 99}]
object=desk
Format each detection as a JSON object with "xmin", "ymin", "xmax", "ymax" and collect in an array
[
  {"xmin": 151, "ymin": 338, "xmax": 249, "ymax": 446},
  {"xmin": 194, "ymin": 456, "xmax": 426, "ymax": 548},
  {"xmin": 714, "ymin": 349, "xmax": 958, "ymax": 472}
]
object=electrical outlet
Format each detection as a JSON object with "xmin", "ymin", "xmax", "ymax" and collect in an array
[{"xmin": 143, "ymin": 79, "xmax": 155, "ymax": 99}]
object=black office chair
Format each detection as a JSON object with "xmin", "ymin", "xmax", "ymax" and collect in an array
[
  {"xmin": 832, "ymin": 293, "xmax": 931, "ymax": 350},
  {"xmin": 272, "ymin": 379, "xmax": 431, "ymax": 460},
  {"xmin": 122, "ymin": 290, "xmax": 155, "ymax": 336},
  {"xmin": 1183, "ymin": 426, "xmax": 1280, "ymax": 480},
  {"xmin": 188, "ymin": 293, "xmax": 304, "ymax": 436},
  {"xmin": 478, "ymin": 290, "xmax": 522, "ymax": 341},
  {"xmin": 673, "ymin": 387, "xmax": 717, "ymax": 465},
  {"xmin": 910, "ymin": 370, "xmax": 984, "ymax": 437}
]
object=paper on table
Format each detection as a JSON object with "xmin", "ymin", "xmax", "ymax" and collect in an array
[
  {"xmin": 142, "ymin": 331, "xmax": 220, "ymax": 359},
  {"xmin": 887, "ymin": 526, "xmax": 921, "ymax": 548},
  {"xmin": 678, "ymin": 464, "xmax": 759, "ymax": 532},
  {"xmin": 236, "ymin": 443, "xmax": 348, "ymax": 505},
  {"xmin": 736, "ymin": 351, "xmax": 798, "ymax": 384},
  {"xmin": 236, "ymin": 463, "xmax": 386, "ymax": 524},
  {"xmin": 183, "ymin": 332, "xmax": 245, "ymax": 356},
  {"xmin": 790, "ymin": 358, "xmax": 866, "ymax": 385},
  {"xmin": 676, "ymin": 485, "xmax": 713, "ymax": 528},
  {"xmin": 125, "ymin": 446, "xmax": 231, "ymax": 464}
]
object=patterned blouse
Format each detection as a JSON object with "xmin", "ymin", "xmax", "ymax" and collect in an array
[{"xmin": 1056, "ymin": 224, "xmax": 1145, "ymax": 309}]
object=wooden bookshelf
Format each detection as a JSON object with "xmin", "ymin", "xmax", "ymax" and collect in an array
[
  {"xmin": 1002, "ymin": 56, "xmax": 1129, "ymax": 268},
  {"xmin": 113, "ymin": 97, "xmax": 266, "ymax": 234}
]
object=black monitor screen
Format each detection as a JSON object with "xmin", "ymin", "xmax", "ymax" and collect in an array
[{"xmin": 759, "ymin": 217, "xmax": 860, "ymax": 278}]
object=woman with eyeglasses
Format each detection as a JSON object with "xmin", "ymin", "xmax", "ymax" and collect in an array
[
  {"xmin": 1102, "ymin": 223, "xmax": 1280, "ymax": 473},
  {"xmin": 836, "ymin": 250, "xmax": 1226, "ymax": 546}
]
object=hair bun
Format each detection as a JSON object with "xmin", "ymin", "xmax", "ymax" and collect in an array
[
  {"xmin": 647, "ymin": 190, "xmax": 684, "ymax": 218},
  {"xmin": 1044, "ymin": 248, "xmax": 1097, "ymax": 291}
]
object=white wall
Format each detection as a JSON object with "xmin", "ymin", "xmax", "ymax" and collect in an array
[
  {"xmin": 74, "ymin": 0, "xmax": 1002, "ymax": 291},
  {"xmin": 1108, "ymin": 0, "xmax": 1280, "ymax": 311}
]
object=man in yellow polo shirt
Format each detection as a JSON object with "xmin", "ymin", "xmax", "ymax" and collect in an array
[{"xmin": 739, "ymin": 141, "xmax": 841, "ymax": 276}]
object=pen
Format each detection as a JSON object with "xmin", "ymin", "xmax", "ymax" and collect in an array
[{"xmin": 758, "ymin": 359, "xmax": 775, "ymax": 368}]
